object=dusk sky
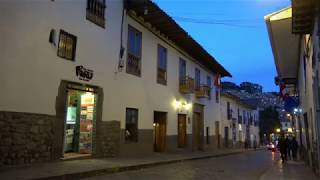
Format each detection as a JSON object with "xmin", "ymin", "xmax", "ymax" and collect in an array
[{"xmin": 153, "ymin": 0, "xmax": 291, "ymax": 92}]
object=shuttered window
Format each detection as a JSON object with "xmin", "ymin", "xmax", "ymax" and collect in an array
[
  {"xmin": 86, "ymin": 0, "xmax": 106, "ymax": 28},
  {"xmin": 57, "ymin": 30, "xmax": 77, "ymax": 61},
  {"xmin": 157, "ymin": 45, "xmax": 167, "ymax": 85}
]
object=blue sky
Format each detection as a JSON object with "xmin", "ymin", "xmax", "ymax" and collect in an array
[{"xmin": 153, "ymin": 0, "xmax": 291, "ymax": 92}]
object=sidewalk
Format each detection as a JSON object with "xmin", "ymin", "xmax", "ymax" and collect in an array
[
  {"xmin": 260, "ymin": 159, "xmax": 319, "ymax": 180},
  {"xmin": 0, "ymin": 148, "xmax": 256, "ymax": 180}
]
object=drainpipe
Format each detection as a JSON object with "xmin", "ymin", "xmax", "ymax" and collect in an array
[{"xmin": 117, "ymin": 0, "xmax": 126, "ymax": 72}]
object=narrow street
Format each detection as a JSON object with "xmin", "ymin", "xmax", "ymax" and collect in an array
[{"xmin": 83, "ymin": 150, "xmax": 318, "ymax": 180}]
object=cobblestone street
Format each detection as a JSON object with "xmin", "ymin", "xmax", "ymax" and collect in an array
[{"xmin": 83, "ymin": 150, "xmax": 318, "ymax": 180}]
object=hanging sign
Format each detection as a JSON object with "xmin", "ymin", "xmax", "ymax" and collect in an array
[{"xmin": 76, "ymin": 65, "xmax": 93, "ymax": 81}]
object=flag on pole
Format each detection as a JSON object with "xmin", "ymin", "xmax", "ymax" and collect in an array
[{"xmin": 279, "ymin": 80, "xmax": 287, "ymax": 99}]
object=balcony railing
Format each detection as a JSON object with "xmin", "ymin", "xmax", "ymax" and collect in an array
[
  {"xmin": 195, "ymin": 85, "xmax": 210, "ymax": 98},
  {"xmin": 86, "ymin": 0, "xmax": 106, "ymax": 28},
  {"xmin": 179, "ymin": 76, "xmax": 194, "ymax": 94},
  {"xmin": 126, "ymin": 53, "xmax": 141, "ymax": 76}
]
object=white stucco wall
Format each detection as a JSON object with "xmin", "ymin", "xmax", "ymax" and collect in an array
[
  {"xmin": 297, "ymin": 34, "xmax": 317, "ymax": 150},
  {"xmin": 0, "ymin": 0, "xmax": 222, "ymax": 137},
  {"xmin": 220, "ymin": 95, "xmax": 260, "ymax": 143}
]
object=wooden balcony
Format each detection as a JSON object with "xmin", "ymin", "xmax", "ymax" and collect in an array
[
  {"xmin": 126, "ymin": 53, "xmax": 141, "ymax": 76},
  {"xmin": 179, "ymin": 76, "xmax": 194, "ymax": 94},
  {"xmin": 195, "ymin": 85, "xmax": 210, "ymax": 98}
]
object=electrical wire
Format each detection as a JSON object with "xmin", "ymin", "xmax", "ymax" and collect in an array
[{"xmin": 172, "ymin": 16, "xmax": 264, "ymax": 28}]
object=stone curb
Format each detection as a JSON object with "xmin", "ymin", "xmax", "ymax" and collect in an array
[{"xmin": 34, "ymin": 149, "xmax": 264, "ymax": 180}]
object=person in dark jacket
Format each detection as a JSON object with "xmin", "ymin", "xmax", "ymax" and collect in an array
[
  {"xmin": 279, "ymin": 135, "xmax": 287, "ymax": 162},
  {"xmin": 286, "ymin": 136, "xmax": 292, "ymax": 160},
  {"xmin": 291, "ymin": 137, "xmax": 299, "ymax": 160}
]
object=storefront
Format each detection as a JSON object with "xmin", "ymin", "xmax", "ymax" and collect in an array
[
  {"xmin": 55, "ymin": 81, "xmax": 103, "ymax": 159},
  {"xmin": 64, "ymin": 86, "xmax": 97, "ymax": 158}
]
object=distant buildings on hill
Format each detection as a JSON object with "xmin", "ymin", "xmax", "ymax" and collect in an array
[
  {"xmin": 221, "ymin": 81, "xmax": 283, "ymax": 110},
  {"xmin": 222, "ymin": 81, "xmax": 263, "ymax": 94}
]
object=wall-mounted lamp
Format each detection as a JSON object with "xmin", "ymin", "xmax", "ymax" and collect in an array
[
  {"xmin": 49, "ymin": 29, "xmax": 56, "ymax": 46},
  {"xmin": 173, "ymin": 99, "xmax": 192, "ymax": 112}
]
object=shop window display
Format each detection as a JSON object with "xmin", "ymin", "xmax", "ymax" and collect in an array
[{"xmin": 64, "ymin": 90, "xmax": 96, "ymax": 155}]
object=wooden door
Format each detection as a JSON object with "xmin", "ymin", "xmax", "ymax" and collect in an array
[
  {"xmin": 215, "ymin": 121, "xmax": 220, "ymax": 148},
  {"xmin": 154, "ymin": 112, "xmax": 167, "ymax": 152},
  {"xmin": 224, "ymin": 127, "xmax": 229, "ymax": 148},
  {"xmin": 194, "ymin": 112, "xmax": 204, "ymax": 150},
  {"xmin": 178, "ymin": 114, "xmax": 187, "ymax": 148}
]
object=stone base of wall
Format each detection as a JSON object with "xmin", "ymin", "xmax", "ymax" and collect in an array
[
  {"xmin": 119, "ymin": 129, "xmax": 153, "ymax": 156},
  {"xmin": 0, "ymin": 111, "xmax": 55, "ymax": 166},
  {"xmin": 211, "ymin": 135, "xmax": 222, "ymax": 149},
  {"xmin": 95, "ymin": 121, "xmax": 120, "ymax": 157}
]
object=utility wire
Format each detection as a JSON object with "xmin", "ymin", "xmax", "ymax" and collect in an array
[{"xmin": 172, "ymin": 16, "xmax": 264, "ymax": 28}]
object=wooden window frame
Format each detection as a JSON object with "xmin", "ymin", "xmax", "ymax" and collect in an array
[
  {"xmin": 126, "ymin": 25, "xmax": 142, "ymax": 77},
  {"xmin": 207, "ymin": 76, "xmax": 211, "ymax": 99},
  {"xmin": 57, "ymin": 30, "xmax": 77, "ymax": 61},
  {"xmin": 195, "ymin": 68, "xmax": 201, "ymax": 90},
  {"xmin": 227, "ymin": 102, "xmax": 231, "ymax": 120},
  {"xmin": 216, "ymin": 89, "xmax": 220, "ymax": 103},
  {"xmin": 157, "ymin": 44, "xmax": 167, "ymax": 85},
  {"xmin": 179, "ymin": 58, "xmax": 186, "ymax": 81},
  {"xmin": 125, "ymin": 108, "xmax": 139, "ymax": 143}
]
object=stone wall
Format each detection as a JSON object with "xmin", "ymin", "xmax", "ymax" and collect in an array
[
  {"xmin": 0, "ymin": 111, "xmax": 55, "ymax": 166},
  {"xmin": 95, "ymin": 121, "xmax": 120, "ymax": 157}
]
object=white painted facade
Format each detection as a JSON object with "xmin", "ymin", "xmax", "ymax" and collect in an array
[
  {"xmin": 265, "ymin": 6, "xmax": 320, "ymax": 172},
  {"xmin": 296, "ymin": 20, "xmax": 320, "ymax": 168},
  {"xmin": 0, "ymin": 0, "xmax": 225, "ymax": 153},
  {"xmin": 220, "ymin": 94, "xmax": 260, "ymax": 147}
]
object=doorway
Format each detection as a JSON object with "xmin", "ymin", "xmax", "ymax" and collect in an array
[
  {"xmin": 154, "ymin": 111, "xmax": 167, "ymax": 152},
  {"xmin": 215, "ymin": 121, "xmax": 220, "ymax": 148},
  {"xmin": 224, "ymin": 127, "xmax": 229, "ymax": 148},
  {"xmin": 178, "ymin": 114, "xmax": 187, "ymax": 148},
  {"xmin": 193, "ymin": 112, "xmax": 204, "ymax": 150},
  {"xmin": 63, "ymin": 88, "xmax": 97, "ymax": 158}
]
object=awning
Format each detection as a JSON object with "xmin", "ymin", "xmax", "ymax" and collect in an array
[{"xmin": 265, "ymin": 7, "xmax": 300, "ymax": 85}]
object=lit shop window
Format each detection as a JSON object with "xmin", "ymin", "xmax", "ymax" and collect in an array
[{"xmin": 57, "ymin": 30, "xmax": 77, "ymax": 61}]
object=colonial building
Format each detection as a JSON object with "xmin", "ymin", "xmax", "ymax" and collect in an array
[
  {"xmin": 220, "ymin": 92, "xmax": 260, "ymax": 149},
  {"xmin": 265, "ymin": 0, "xmax": 320, "ymax": 174},
  {"xmin": 0, "ymin": 0, "xmax": 231, "ymax": 165}
]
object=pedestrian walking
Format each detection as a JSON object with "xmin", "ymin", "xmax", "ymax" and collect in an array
[
  {"xmin": 291, "ymin": 137, "xmax": 299, "ymax": 160},
  {"xmin": 285, "ymin": 136, "xmax": 291, "ymax": 160},
  {"xmin": 279, "ymin": 135, "xmax": 287, "ymax": 162}
]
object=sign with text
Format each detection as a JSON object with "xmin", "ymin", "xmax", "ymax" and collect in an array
[{"xmin": 76, "ymin": 65, "xmax": 93, "ymax": 81}]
